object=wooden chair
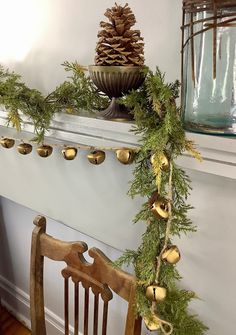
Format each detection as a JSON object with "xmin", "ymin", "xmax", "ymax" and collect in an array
[{"xmin": 30, "ymin": 215, "xmax": 142, "ymax": 335}]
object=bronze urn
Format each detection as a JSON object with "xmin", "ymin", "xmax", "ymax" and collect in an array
[{"xmin": 89, "ymin": 65, "xmax": 145, "ymax": 120}]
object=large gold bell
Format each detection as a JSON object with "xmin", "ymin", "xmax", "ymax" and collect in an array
[
  {"xmin": 0, "ymin": 138, "xmax": 15, "ymax": 149},
  {"xmin": 151, "ymin": 199, "xmax": 169, "ymax": 220},
  {"xmin": 144, "ymin": 315, "xmax": 161, "ymax": 331},
  {"xmin": 87, "ymin": 150, "xmax": 105, "ymax": 165},
  {"xmin": 146, "ymin": 285, "xmax": 167, "ymax": 302},
  {"xmin": 17, "ymin": 143, "xmax": 33, "ymax": 155},
  {"xmin": 62, "ymin": 146, "xmax": 77, "ymax": 160},
  {"xmin": 151, "ymin": 153, "xmax": 169, "ymax": 171},
  {"xmin": 37, "ymin": 145, "xmax": 53, "ymax": 158},
  {"xmin": 116, "ymin": 149, "xmax": 135, "ymax": 165},
  {"xmin": 162, "ymin": 245, "xmax": 181, "ymax": 264}
]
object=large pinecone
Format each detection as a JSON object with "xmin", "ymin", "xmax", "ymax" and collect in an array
[{"xmin": 95, "ymin": 3, "xmax": 145, "ymax": 66}]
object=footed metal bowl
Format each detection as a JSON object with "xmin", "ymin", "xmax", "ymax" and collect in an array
[{"xmin": 89, "ymin": 65, "xmax": 145, "ymax": 120}]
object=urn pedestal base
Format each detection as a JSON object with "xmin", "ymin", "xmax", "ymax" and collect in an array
[{"xmin": 96, "ymin": 98, "xmax": 133, "ymax": 121}]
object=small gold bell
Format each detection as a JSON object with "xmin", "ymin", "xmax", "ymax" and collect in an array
[
  {"xmin": 17, "ymin": 143, "xmax": 33, "ymax": 155},
  {"xmin": 151, "ymin": 153, "xmax": 169, "ymax": 171},
  {"xmin": 0, "ymin": 138, "xmax": 15, "ymax": 149},
  {"xmin": 146, "ymin": 285, "xmax": 167, "ymax": 302},
  {"xmin": 162, "ymin": 245, "xmax": 181, "ymax": 264},
  {"xmin": 116, "ymin": 149, "xmax": 135, "ymax": 165},
  {"xmin": 151, "ymin": 199, "xmax": 169, "ymax": 220},
  {"xmin": 87, "ymin": 150, "xmax": 105, "ymax": 165},
  {"xmin": 144, "ymin": 315, "xmax": 161, "ymax": 331},
  {"xmin": 62, "ymin": 146, "xmax": 77, "ymax": 160},
  {"xmin": 37, "ymin": 145, "xmax": 53, "ymax": 158}
]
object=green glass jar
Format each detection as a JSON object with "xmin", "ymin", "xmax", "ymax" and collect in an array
[{"xmin": 182, "ymin": 1, "xmax": 236, "ymax": 135}]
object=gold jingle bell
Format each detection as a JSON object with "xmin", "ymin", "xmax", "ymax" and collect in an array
[
  {"xmin": 87, "ymin": 150, "xmax": 105, "ymax": 165},
  {"xmin": 62, "ymin": 146, "xmax": 77, "ymax": 160},
  {"xmin": 37, "ymin": 145, "xmax": 53, "ymax": 158},
  {"xmin": 162, "ymin": 245, "xmax": 181, "ymax": 264},
  {"xmin": 116, "ymin": 149, "xmax": 135, "ymax": 165},
  {"xmin": 144, "ymin": 315, "xmax": 161, "ymax": 331},
  {"xmin": 151, "ymin": 199, "xmax": 169, "ymax": 220},
  {"xmin": 146, "ymin": 285, "xmax": 167, "ymax": 302},
  {"xmin": 17, "ymin": 143, "xmax": 33, "ymax": 155},
  {"xmin": 0, "ymin": 138, "xmax": 15, "ymax": 149},
  {"xmin": 151, "ymin": 153, "xmax": 169, "ymax": 171}
]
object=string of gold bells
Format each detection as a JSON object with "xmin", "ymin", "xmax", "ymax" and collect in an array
[
  {"xmin": 1, "ymin": 135, "xmax": 181, "ymax": 333},
  {"xmin": 143, "ymin": 157, "xmax": 181, "ymax": 334},
  {"xmin": 0, "ymin": 136, "xmax": 138, "ymax": 165}
]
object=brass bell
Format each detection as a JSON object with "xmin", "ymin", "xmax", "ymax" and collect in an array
[
  {"xmin": 146, "ymin": 285, "xmax": 167, "ymax": 302},
  {"xmin": 151, "ymin": 199, "xmax": 169, "ymax": 220},
  {"xmin": 0, "ymin": 138, "xmax": 15, "ymax": 149},
  {"xmin": 148, "ymin": 191, "xmax": 159, "ymax": 207},
  {"xmin": 62, "ymin": 146, "xmax": 77, "ymax": 160},
  {"xmin": 116, "ymin": 149, "xmax": 135, "ymax": 165},
  {"xmin": 162, "ymin": 245, "xmax": 181, "ymax": 264},
  {"xmin": 87, "ymin": 150, "xmax": 105, "ymax": 165},
  {"xmin": 144, "ymin": 315, "xmax": 161, "ymax": 331},
  {"xmin": 17, "ymin": 143, "xmax": 33, "ymax": 155},
  {"xmin": 37, "ymin": 145, "xmax": 53, "ymax": 158},
  {"xmin": 151, "ymin": 153, "xmax": 169, "ymax": 171}
]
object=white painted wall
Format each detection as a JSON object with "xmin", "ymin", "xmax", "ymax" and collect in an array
[
  {"xmin": 0, "ymin": 0, "xmax": 181, "ymax": 93},
  {"xmin": 0, "ymin": 1, "xmax": 235, "ymax": 335},
  {"xmin": 1, "ymin": 170, "xmax": 236, "ymax": 335}
]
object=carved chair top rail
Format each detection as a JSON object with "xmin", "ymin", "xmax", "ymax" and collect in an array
[{"xmin": 33, "ymin": 215, "xmax": 135, "ymax": 302}]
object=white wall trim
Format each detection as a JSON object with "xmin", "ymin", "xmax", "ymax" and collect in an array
[{"xmin": 0, "ymin": 275, "xmax": 80, "ymax": 335}]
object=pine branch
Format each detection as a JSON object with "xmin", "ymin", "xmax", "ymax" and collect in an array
[{"xmin": 118, "ymin": 68, "xmax": 208, "ymax": 334}]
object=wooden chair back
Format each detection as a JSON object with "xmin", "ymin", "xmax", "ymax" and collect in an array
[{"xmin": 30, "ymin": 215, "xmax": 142, "ymax": 335}]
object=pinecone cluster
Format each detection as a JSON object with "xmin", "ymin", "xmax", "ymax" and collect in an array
[{"xmin": 95, "ymin": 3, "xmax": 145, "ymax": 66}]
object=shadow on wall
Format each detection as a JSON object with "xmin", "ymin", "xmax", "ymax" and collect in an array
[{"xmin": 0, "ymin": 199, "xmax": 17, "ymax": 311}]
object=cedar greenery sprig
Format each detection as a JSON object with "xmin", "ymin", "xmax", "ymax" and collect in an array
[
  {"xmin": 0, "ymin": 65, "xmax": 54, "ymax": 142},
  {"xmin": 47, "ymin": 61, "xmax": 109, "ymax": 113},
  {"xmin": 0, "ymin": 63, "xmax": 108, "ymax": 142},
  {"xmin": 115, "ymin": 68, "xmax": 207, "ymax": 334}
]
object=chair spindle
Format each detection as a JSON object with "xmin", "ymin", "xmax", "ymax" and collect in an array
[
  {"xmin": 84, "ymin": 287, "xmax": 89, "ymax": 335},
  {"xmin": 102, "ymin": 301, "xmax": 109, "ymax": 335},
  {"xmin": 64, "ymin": 277, "xmax": 69, "ymax": 335},
  {"xmin": 74, "ymin": 281, "xmax": 79, "ymax": 335},
  {"xmin": 93, "ymin": 293, "xmax": 99, "ymax": 335}
]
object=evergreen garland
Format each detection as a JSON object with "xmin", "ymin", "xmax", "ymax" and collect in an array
[
  {"xmin": 0, "ymin": 65, "xmax": 57, "ymax": 142},
  {"xmin": 116, "ymin": 68, "xmax": 207, "ymax": 334},
  {"xmin": 47, "ymin": 62, "xmax": 109, "ymax": 114},
  {"xmin": 0, "ymin": 63, "xmax": 108, "ymax": 142},
  {"xmin": 0, "ymin": 63, "xmax": 207, "ymax": 333}
]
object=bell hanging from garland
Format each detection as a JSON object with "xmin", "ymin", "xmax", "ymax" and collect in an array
[
  {"xmin": 151, "ymin": 198, "xmax": 169, "ymax": 220},
  {"xmin": 146, "ymin": 284, "xmax": 167, "ymax": 302},
  {"xmin": 87, "ymin": 150, "xmax": 105, "ymax": 165},
  {"xmin": 37, "ymin": 145, "xmax": 53, "ymax": 158},
  {"xmin": 62, "ymin": 146, "xmax": 77, "ymax": 160},
  {"xmin": 162, "ymin": 245, "xmax": 181, "ymax": 265},
  {"xmin": 116, "ymin": 149, "xmax": 135, "ymax": 165},
  {"xmin": 148, "ymin": 191, "xmax": 159, "ymax": 207},
  {"xmin": 0, "ymin": 138, "xmax": 15, "ymax": 149},
  {"xmin": 144, "ymin": 315, "xmax": 161, "ymax": 331},
  {"xmin": 151, "ymin": 152, "xmax": 169, "ymax": 171},
  {"xmin": 17, "ymin": 143, "xmax": 33, "ymax": 155}
]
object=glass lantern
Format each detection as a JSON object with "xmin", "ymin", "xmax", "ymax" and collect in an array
[{"xmin": 182, "ymin": 0, "xmax": 236, "ymax": 135}]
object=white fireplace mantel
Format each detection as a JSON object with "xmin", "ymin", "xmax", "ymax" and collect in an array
[
  {"xmin": 0, "ymin": 109, "xmax": 235, "ymax": 250},
  {"xmin": 0, "ymin": 109, "xmax": 235, "ymax": 180}
]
